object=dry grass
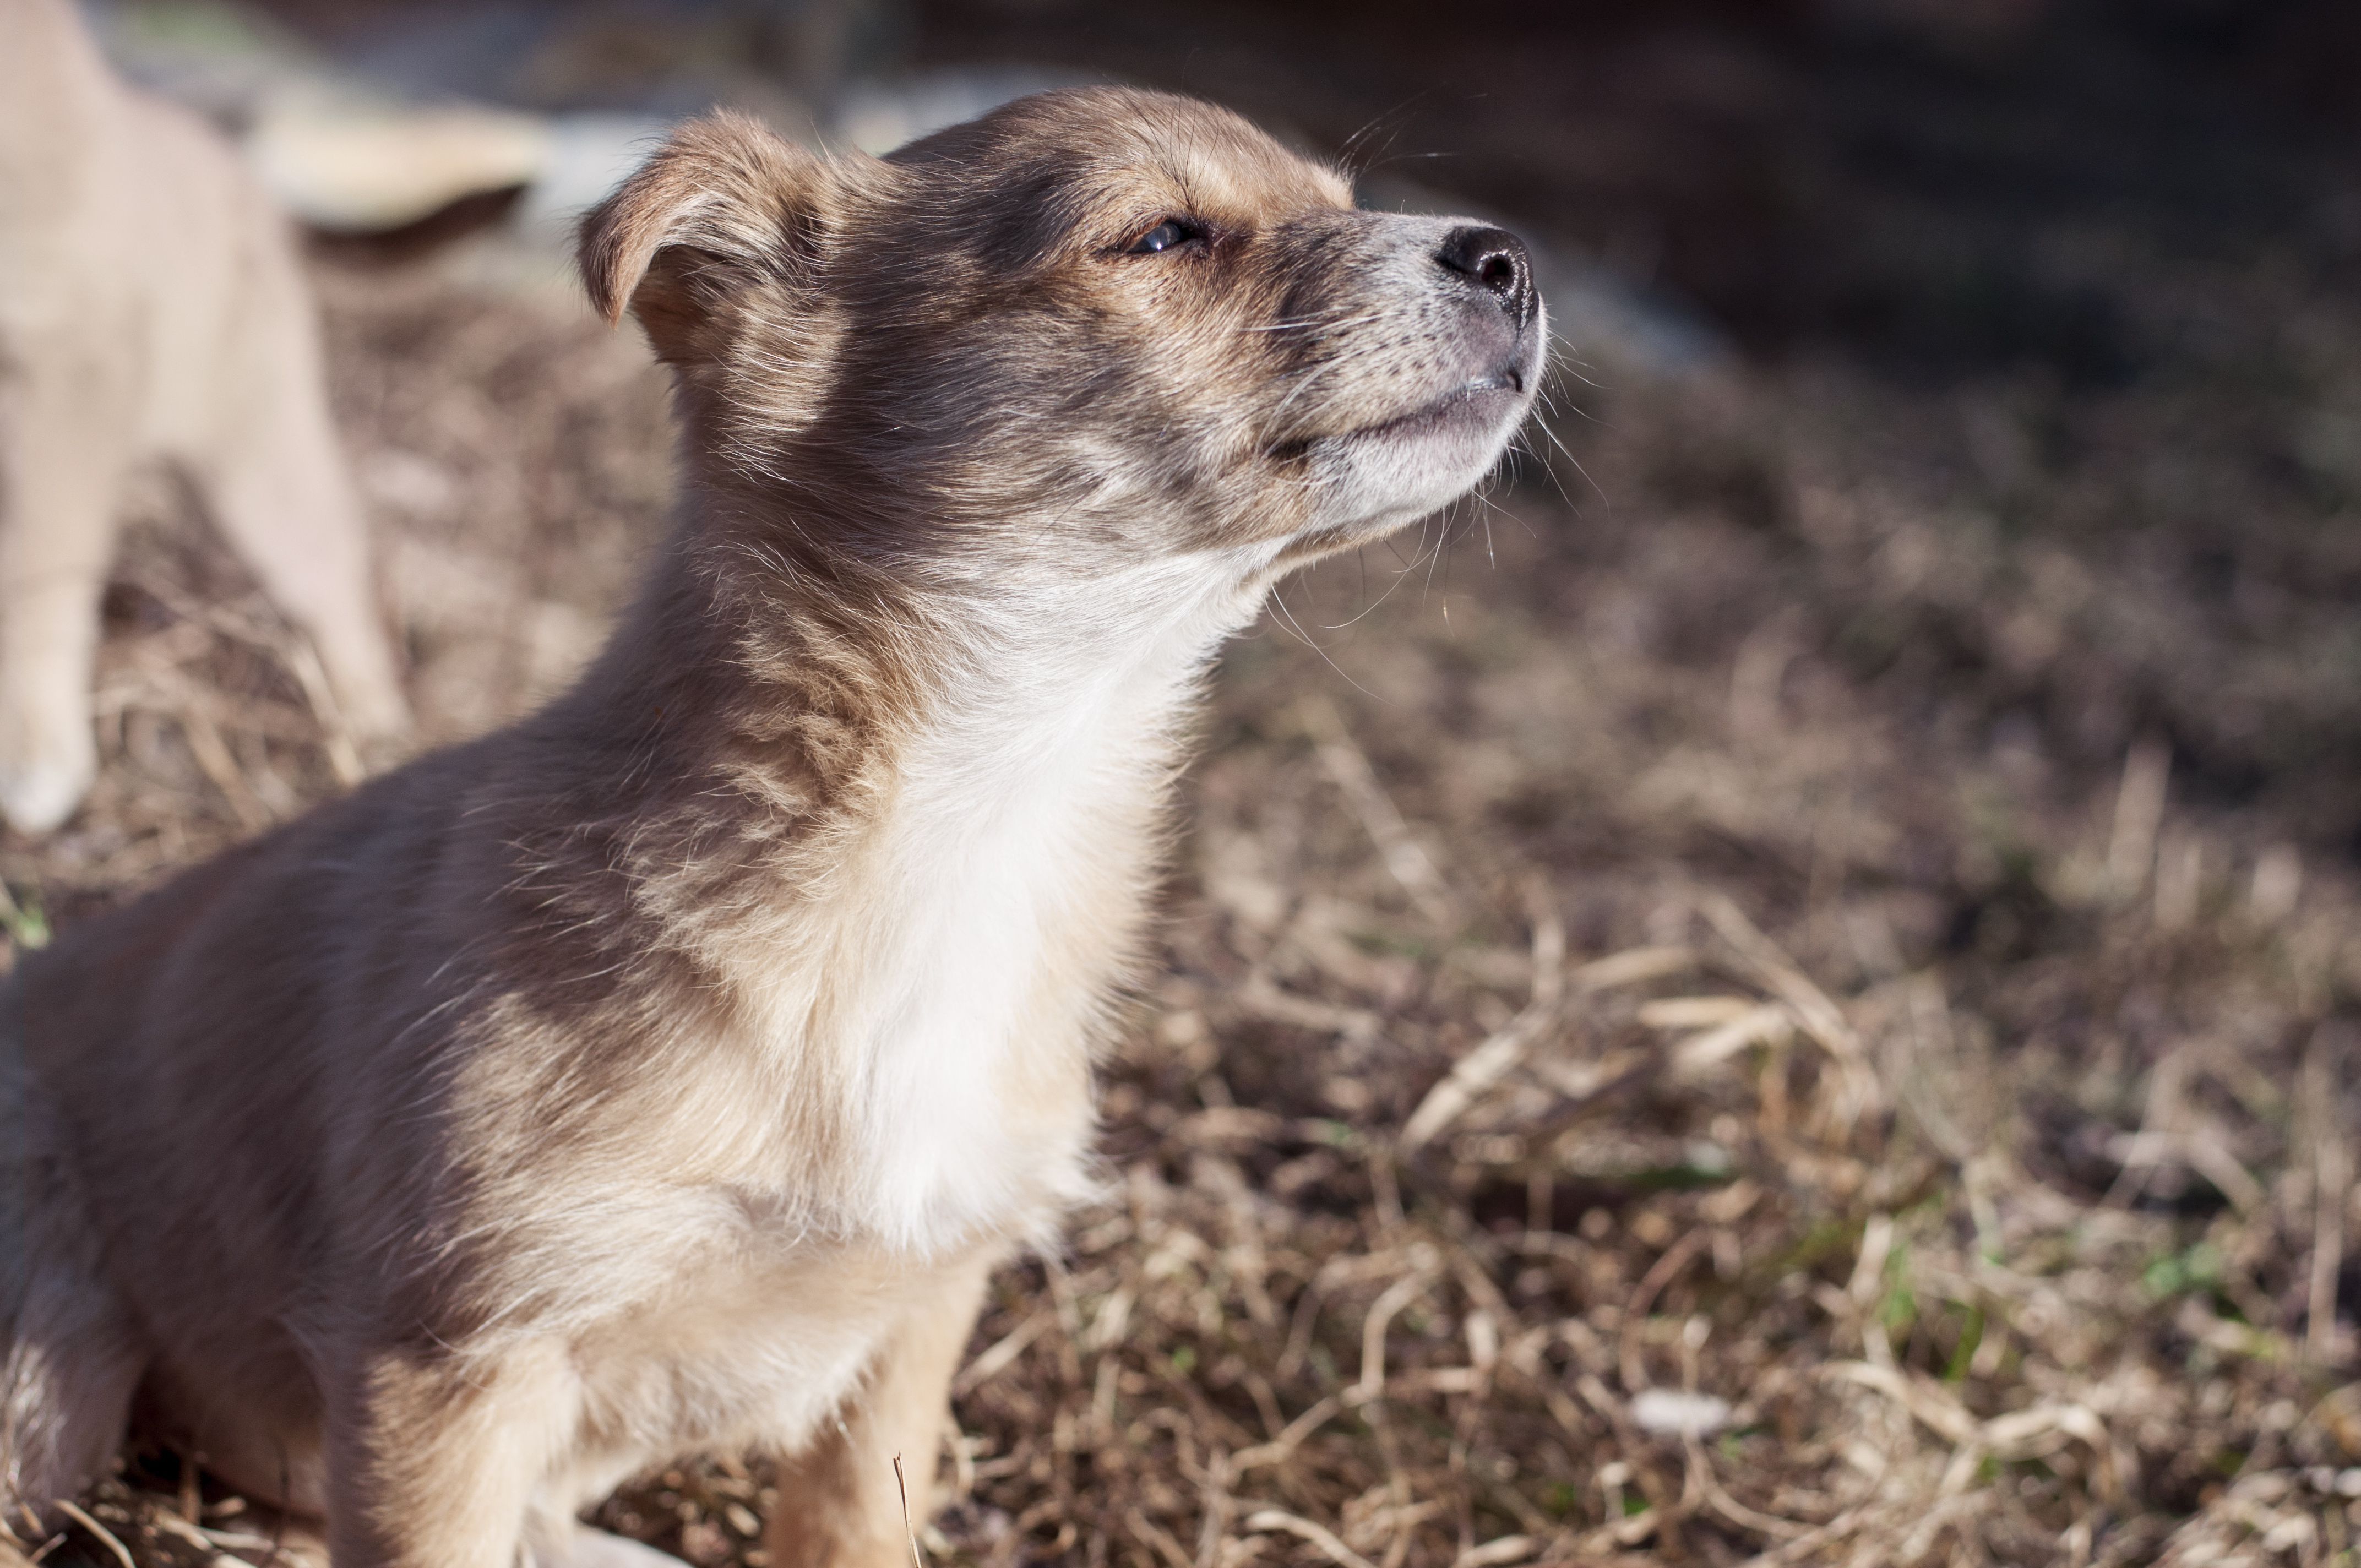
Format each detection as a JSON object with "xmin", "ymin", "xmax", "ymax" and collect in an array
[{"xmin": 5, "ymin": 189, "xmax": 2358, "ymax": 1568}]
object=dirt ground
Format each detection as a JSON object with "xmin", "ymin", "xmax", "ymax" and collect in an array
[{"xmin": 6, "ymin": 2, "xmax": 2359, "ymax": 1565}]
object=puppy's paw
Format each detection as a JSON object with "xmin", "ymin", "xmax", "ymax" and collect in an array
[
  {"xmin": 529, "ymin": 1524, "xmax": 693, "ymax": 1568},
  {"xmin": 0, "ymin": 703, "xmax": 96, "ymax": 834},
  {"xmin": 206, "ymin": 1534, "xmax": 330, "ymax": 1568}
]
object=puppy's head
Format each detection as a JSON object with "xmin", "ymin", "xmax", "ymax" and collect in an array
[{"xmin": 583, "ymin": 89, "xmax": 1543, "ymax": 578}]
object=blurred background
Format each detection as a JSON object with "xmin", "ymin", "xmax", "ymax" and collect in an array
[{"xmin": 14, "ymin": 2, "xmax": 2361, "ymax": 1564}]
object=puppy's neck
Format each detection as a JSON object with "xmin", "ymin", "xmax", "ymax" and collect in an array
[{"xmin": 553, "ymin": 480, "xmax": 1279, "ymax": 865}]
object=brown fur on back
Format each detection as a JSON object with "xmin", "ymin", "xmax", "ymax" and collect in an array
[{"xmin": 1, "ymin": 87, "xmax": 1542, "ymax": 1568}]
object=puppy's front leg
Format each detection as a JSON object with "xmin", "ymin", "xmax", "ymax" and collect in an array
[
  {"xmin": 764, "ymin": 1259, "xmax": 992, "ymax": 1568},
  {"xmin": 193, "ymin": 353, "xmax": 411, "ymax": 748},
  {"xmin": 324, "ymin": 1344, "xmax": 574, "ymax": 1568}
]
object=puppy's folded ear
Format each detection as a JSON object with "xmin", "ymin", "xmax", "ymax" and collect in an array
[{"xmin": 579, "ymin": 111, "xmax": 838, "ymax": 365}]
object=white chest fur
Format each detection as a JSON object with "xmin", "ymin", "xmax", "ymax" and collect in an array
[
  {"xmin": 744, "ymin": 553, "xmax": 1276, "ymax": 1259},
  {"xmin": 836, "ymin": 730, "xmax": 1122, "ymax": 1253}
]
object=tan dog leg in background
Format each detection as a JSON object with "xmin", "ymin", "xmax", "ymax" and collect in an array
[
  {"xmin": 0, "ymin": 346, "xmax": 131, "ymax": 835},
  {"xmin": 764, "ymin": 1260, "xmax": 991, "ymax": 1568},
  {"xmin": 193, "ymin": 265, "xmax": 410, "ymax": 748}
]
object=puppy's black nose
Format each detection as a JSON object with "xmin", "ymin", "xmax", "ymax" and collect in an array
[{"xmin": 1438, "ymin": 225, "xmax": 1533, "ymax": 325}]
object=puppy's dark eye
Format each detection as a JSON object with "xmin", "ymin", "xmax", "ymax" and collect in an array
[{"xmin": 1127, "ymin": 220, "xmax": 1200, "ymax": 254}]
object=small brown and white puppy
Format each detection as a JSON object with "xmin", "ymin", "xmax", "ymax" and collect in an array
[
  {"xmin": 0, "ymin": 89, "xmax": 1541, "ymax": 1568},
  {"xmin": 0, "ymin": 0, "xmax": 407, "ymax": 834}
]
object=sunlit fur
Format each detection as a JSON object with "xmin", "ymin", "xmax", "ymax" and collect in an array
[
  {"xmin": 0, "ymin": 0, "xmax": 407, "ymax": 835},
  {"xmin": 0, "ymin": 89, "xmax": 1540, "ymax": 1568}
]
